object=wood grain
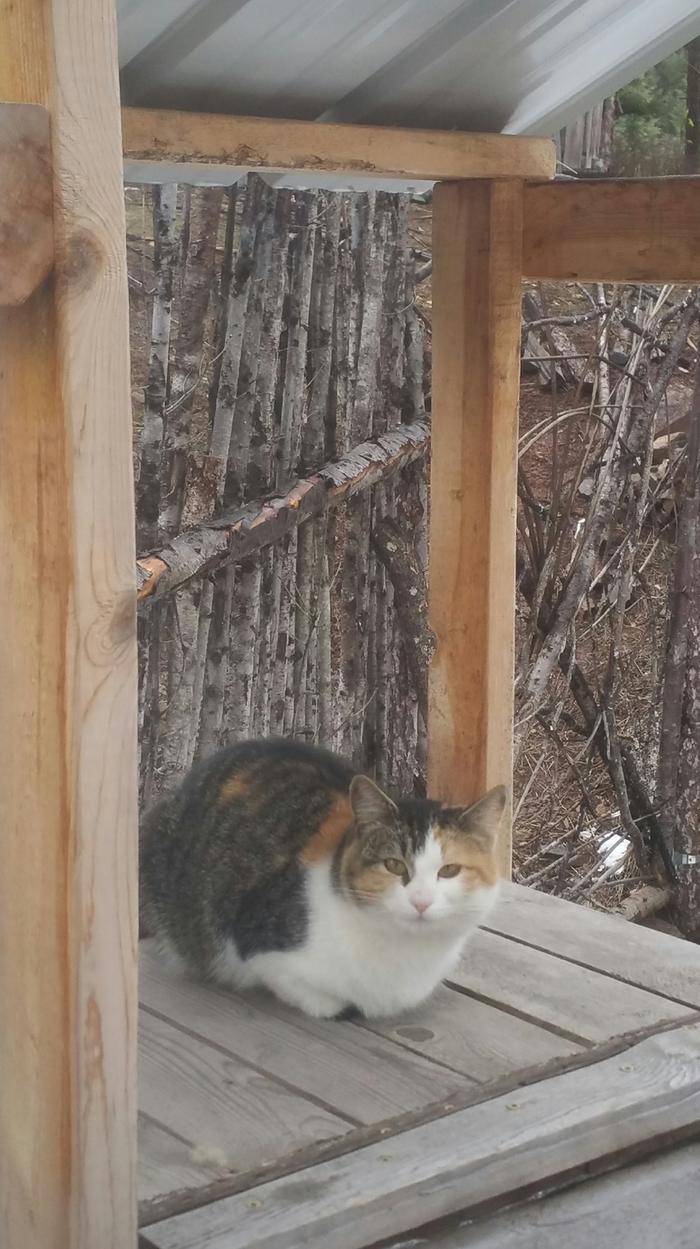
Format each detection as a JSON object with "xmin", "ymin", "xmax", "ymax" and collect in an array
[
  {"xmin": 428, "ymin": 180, "xmax": 523, "ymax": 876},
  {"xmin": 139, "ymin": 1012, "xmax": 350, "ymax": 1180},
  {"xmin": 363, "ymin": 983, "xmax": 582, "ymax": 1077},
  {"xmin": 0, "ymin": 2, "xmax": 138, "ymax": 1248},
  {"xmin": 523, "ymin": 177, "xmax": 700, "ymax": 282},
  {"xmin": 488, "ymin": 883, "xmax": 700, "ymax": 1008},
  {"xmin": 139, "ymin": 946, "xmax": 471, "ymax": 1123},
  {"xmin": 143, "ymin": 1022, "xmax": 700, "ymax": 1249},
  {"xmin": 383, "ymin": 1141, "xmax": 700, "ymax": 1247},
  {"xmin": 0, "ymin": 102, "xmax": 53, "ymax": 304},
  {"xmin": 138, "ymin": 1117, "xmax": 222, "ymax": 1206},
  {"xmin": 452, "ymin": 928, "xmax": 692, "ymax": 1042},
  {"xmin": 122, "ymin": 108, "xmax": 555, "ymax": 184}
]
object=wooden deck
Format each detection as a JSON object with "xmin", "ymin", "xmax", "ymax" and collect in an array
[{"xmin": 138, "ymin": 883, "xmax": 700, "ymax": 1249}]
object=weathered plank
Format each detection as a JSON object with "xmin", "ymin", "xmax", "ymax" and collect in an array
[
  {"xmin": 139, "ymin": 946, "xmax": 472, "ymax": 1122},
  {"xmin": 488, "ymin": 884, "xmax": 700, "ymax": 1008},
  {"xmin": 523, "ymin": 177, "xmax": 700, "ymax": 282},
  {"xmin": 0, "ymin": 102, "xmax": 53, "ymax": 305},
  {"xmin": 138, "ymin": 1117, "xmax": 223, "ymax": 1206},
  {"xmin": 122, "ymin": 108, "xmax": 555, "ymax": 184},
  {"xmin": 363, "ymin": 983, "xmax": 582, "ymax": 1077},
  {"xmin": 143, "ymin": 1022, "xmax": 700, "ymax": 1249},
  {"xmin": 0, "ymin": 2, "xmax": 138, "ymax": 1248},
  {"xmin": 428, "ymin": 179, "xmax": 523, "ymax": 877},
  {"xmin": 383, "ymin": 1141, "xmax": 700, "ymax": 1247},
  {"xmin": 452, "ymin": 928, "xmax": 692, "ymax": 1043},
  {"xmin": 139, "ymin": 1011, "xmax": 351, "ymax": 1181}
]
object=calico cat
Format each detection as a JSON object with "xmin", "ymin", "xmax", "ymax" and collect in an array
[{"xmin": 140, "ymin": 738, "xmax": 506, "ymax": 1020}]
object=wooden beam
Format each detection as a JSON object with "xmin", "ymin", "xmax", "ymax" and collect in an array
[
  {"xmin": 0, "ymin": 2, "xmax": 138, "ymax": 1248},
  {"xmin": 122, "ymin": 107, "xmax": 556, "ymax": 184},
  {"xmin": 428, "ymin": 180, "xmax": 523, "ymax": 877},
  {"xmin": 0, "ymin": 103, "xmax": 53, "ymax": 305},
  {"xmin": 523, "ymin": 177, "xmax": 700, "ymax": 282}
]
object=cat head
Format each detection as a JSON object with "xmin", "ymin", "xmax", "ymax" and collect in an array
[{"xmin": 336, "ymin": 776, "xmax": 506, "ymax": 931}]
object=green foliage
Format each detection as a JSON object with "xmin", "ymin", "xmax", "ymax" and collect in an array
[{"xmin": 613, "ymin": 50, "xmax": 687, "ymax": 175}]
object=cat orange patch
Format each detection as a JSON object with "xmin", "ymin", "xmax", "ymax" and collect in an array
[
  {"xmin": 435, "ymin": 827, "xmax": 500, "ymax": 886},
  {"xmin": 218, "ymin": 773, "xmax": 252, "ymax": 807},
  {"xmin": 300, "ymin": 795, "xmax": 353, "ymax": 864}
]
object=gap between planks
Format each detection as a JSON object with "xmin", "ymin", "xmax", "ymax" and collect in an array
[
  {"xmin": 375, "ymin": 1139, "xmax": 700, "ymax": 1248},
  {"xmin": 142, "ymin": 1020, "xmax": 700, "ymax": 1249},
  {"xmin": 139, "ymin": 1009, "xmax": 700, "ymax": 1229},
  {"xmin": 486, "ymin": 883, "xmax": 700, "ymax": 1010}
]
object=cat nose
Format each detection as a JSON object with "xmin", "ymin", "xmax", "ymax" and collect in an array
[{"xmin": 411, "ymin": 896, "xmax": 432, "ymax": 915}]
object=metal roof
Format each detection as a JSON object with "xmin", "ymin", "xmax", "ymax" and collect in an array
[{"xmin": 118, "ymin": 0, "xmax": 700, "ymax": 188}]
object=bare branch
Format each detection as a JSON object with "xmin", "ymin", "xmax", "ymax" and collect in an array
[{"xmin": 137, "ymin": 418, "xmax": 430, "ymax": 605}]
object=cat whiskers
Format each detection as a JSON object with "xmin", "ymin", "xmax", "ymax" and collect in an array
[{"xmin": 347, "ymin": 889, "xmax": 387, "ymax": 902}]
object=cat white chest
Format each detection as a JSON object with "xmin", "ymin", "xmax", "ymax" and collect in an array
[{"xmin": 232, "ymin": 863, "xmax": 492, "ymax": 1019}]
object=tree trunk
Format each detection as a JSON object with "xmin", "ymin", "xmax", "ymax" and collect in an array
[
  {"xmin": 686, "ymin": 38, "xmax": 700, "ymax": 174},
  {"xmin": 138, "ymin": 184, "xmax": 178, "ymax": 550},
  {"xmin": 660, "ymin": 351, "xmax": 700, "ymax": 938},
  {"xmin": 372, "ymin": 515, "xmax": 434, "ymax": 728}
]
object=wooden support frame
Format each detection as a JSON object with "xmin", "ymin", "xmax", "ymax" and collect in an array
[
  {"xmin": 10, "ymin": 18, "xmax": 700, "ymax": 1244},
  {"xmin": 0, "ymin": 1, "xmax": 138, "ymax": 1247},
  {"xmin": 428, "ymin": 180, "xmax": 523, "ymax": 876},
  {"xmin": 122, "ymin": 107, "xmax": 557, "ymax": 183},
  {"xmin": 523, "ymin": 177, "xmax": 700, "ymax": 282}
]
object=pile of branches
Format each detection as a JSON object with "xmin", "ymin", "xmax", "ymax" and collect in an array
[{"xmin": 513, "ymin": 281, "xmax": 700, "ymax": 937}]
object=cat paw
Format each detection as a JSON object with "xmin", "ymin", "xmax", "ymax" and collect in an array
[
  {"xmin": 265, "ymin": 977, "xmax": 345, "ymax": 1019},
  {"xmin": 294, "ymin": 988, "xmax": 346, "ymax": 1018}
]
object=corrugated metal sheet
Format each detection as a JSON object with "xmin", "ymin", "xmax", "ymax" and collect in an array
[
  {"xmin": 118, "ymin": 0, "xmax": 700, "ymax": 133},
  {"xmin": 118, "ymin": 0, "xmax": 700, "ymax": 187}
]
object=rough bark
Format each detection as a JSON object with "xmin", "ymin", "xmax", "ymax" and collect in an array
[
  {"xmin": 372, "ymin": 515, "xmax": 434, "ymax": 728},
  {"xmin": 524, "ymin": 298, "xmax": 700, "ymax": 715},
  {"xmin": 657, "ymin": 352, "xmax": 700, "ymax": 850},
  {"xmin": 158, "ymin": 187, "xmax": 223, "ymax": 538},
  {"xmin": 206, "ymin": 177, "xmax": 263, "ymax": 512},
  {"xmin": 137, "ymin": 418, "xmax": 430, "ymax": 602},
  {"xmin": 133, "ymin": 182, "xmax": 429, "ymax": 798},
  {"xmin": 660, "ymin": 351, "xmax": 700, "ymax": 937},
  {"xmin": 686, "ymin": 37, "xmax": 700, "ymax": 174},
  {"xmin": 137, "ymin": 183, "xmax": 178, "ymax": 550}
]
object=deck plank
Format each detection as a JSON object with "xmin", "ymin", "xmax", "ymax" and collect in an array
[
  {"xmin": 451, "ymin": 929, "xmax": 691, "ymax": 1042},
  {"xmin": 363, "ymin": 983, "xmax": 583, "ymax": 1075},
  {"xmin": 139, "ymin": 1011, "xmax": 350, "ymax": 1185},
  {"xmin": 489, "ymin": 884, "xmax": 700, "ymax": 1007},
  {"xmin": 143, "ymin": 1021, "xmax": 700, "ymax": 1249},
  {"xmin": 140, "ymin": 946, "xmax": 474, "ymax": 1121},
  {"xmin": 383, "ymin": 1141, "xmax": 700, "ymax": 1247},
  {"xmin": 138, "ymin": 1116, "xmax": 224, "ymax": 1205}
]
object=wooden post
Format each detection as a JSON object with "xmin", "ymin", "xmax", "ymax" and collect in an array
[
  {"xmin": 428, "ymin": 180, "xmax": 523, "ymax": 876},
  {"xmin": 0, "ymin": 1, "xmax": 138, "ymax": 1247}
]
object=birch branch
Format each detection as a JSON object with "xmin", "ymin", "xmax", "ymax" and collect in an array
[{"xmin": 137, "ymin": 418, "xmax": 431, "ymax": 604}]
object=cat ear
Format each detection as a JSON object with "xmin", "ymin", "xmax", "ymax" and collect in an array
[
  {"xmin": 349, "ymin": 775, "xmax": 398, "ymax": 834},
  {"xmin": 451, "ymin": 785, "xmax": 507, "ymax": 850}
]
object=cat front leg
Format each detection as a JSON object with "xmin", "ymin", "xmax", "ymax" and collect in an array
[{"xmin": 258, "ymin": 968, "xmax": 347, "ymax": 1019}]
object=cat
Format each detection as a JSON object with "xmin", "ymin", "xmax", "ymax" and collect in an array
[{"xmin": 140, "ymin": 738, "xmax": 506, "ymax": 1020}]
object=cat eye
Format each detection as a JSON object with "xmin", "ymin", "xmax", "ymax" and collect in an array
[
  {"xmin": 438, "ymin": 864, "xmax": 462, "ymax": 879},
  {"xmin": 384, "ymin": 858, "xmax": 406, "ymax": 876}
]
